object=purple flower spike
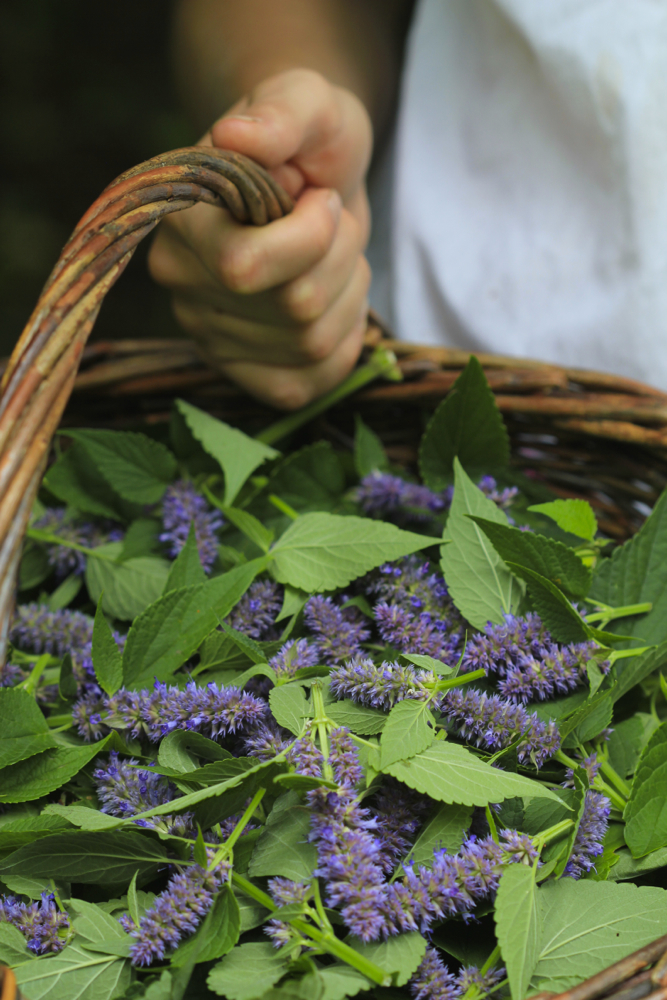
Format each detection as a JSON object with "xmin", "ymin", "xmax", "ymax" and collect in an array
[
  {"xmin": 564, "ymin": 790, "xmax": 610, "ymax": 878},
  {"xmin": 365, "ymin": 557, "xmax": 457, "ymax": 619},
  {"xmin": 371, "ymin": 783, "xmax": 431, "ymax": 872},
  {"xmin": 269, "ymin": 638, "xmax": 320, "ymax": 679},
  {"xmin": 93, "ymin": 751, "xmax": 193, "ymax": 837},
  {"xmin": 227, "ymin": 579, "xmax": 283, "ymax": 639},
  {"xmin": 410, "ymin": 947, "xmax": 460, "ymax": 1000},
  {"xmin": 374, "ymin": 602, "xmax": 461, "ymax": 664},
  {"xmin": 330, "ymin": 656, "xmax": 433, "ymax": 712},
  {"xmin": 304, "ymin": 596, "xmax": 370, "ymax": 664},
  {"xmin": 33, "ymin": 507, "xmax": 123, "ymax": 578},
  {"xmin": 0, "ymin": 892, "xmax": 70, "ymax": 955},
  {"xmin": 129, "ymin": 853, "xmax": 231, "ymax": 965},
  {"xmin": 160, "ymin": 480, "xmax": 224, "ymax": 573},
  {"xmin": 355, "ymin": 472, "xmax": 446, "ymax": 522}
]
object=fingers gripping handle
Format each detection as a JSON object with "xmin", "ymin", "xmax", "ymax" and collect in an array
[{"xmin": 0, "ymin": 147, "xmax": 292, "ymax": 660}]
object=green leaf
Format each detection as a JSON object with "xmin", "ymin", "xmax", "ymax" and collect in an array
[
  {"xmin": 44, "ymin": 442, "xmax": 131, "ymax": 521},
  {"xmin": 610, "ymin": 846, "xmax": 667, "ymax": 881},
  {"xmin": 0, "ymin": 740, "xmax": 113, "ymax": 804},
  {"xmin": 43, "ymin": 804, "xmax": 121, "ymax": 831},
  {"xmin": 607, "ymin": 714, "xmax": 660, "ymax": 778},
  {"xmin": 19, "ymin": 543, "xmax": 50, "ymax": 590},
  {"xmin": 401, "ymin": 653, "xmax": 455, "ymax": 676},
  {"xmin": 0, "ymin": 830, "xmax": 168, "ymax": 885},
  {"xmin": 164, "ymin": 523, "xmax": 206, "ymax": 591},
  {"xmin": 207, "ymin": 942, "xmax": 290, "ymax": 1000},
  {"xmin": 318, "ymin": 965, "xmax": 372, "ymax": 1000},
  {"xmin": 0, "ymin": 688, "xmax": 56, "ymax": 768},
  {"xmin": 157, "ymin": 731, "xmax": 231, "ymax": 774},
  {"xmin": 47, "ymin": 572, "xmax": 82, "ymax": 611},
  {"xmin": 441, "ymin": 459, "xmax": 522, "ymax": 629},
  {"xmin": 58, "ymin": 652, "xmax": 78, "ymax": 700},
  {"xmin": 0, "ymin": 922, "xmax": 30, "ymax": 967},
  {"xmin": 0, "ymin": 815, "xmax": 71, "ymax": 854},
  {"xmin": 119, "ymin": 518, "xmax": 161, "ymax": 561},
  {"xmin": 14, "ymin": 942, "xmax": 130, "ymax": 1000},
  {"xmin": 348, "ymin": 932, "xmax": 427, "ymax": 987},
  {"xmin": 561, "ymin": 691, "xmax": 614, "ymax": 747},
  {"xmin": 325, "ymin": 699, "xmax": 387, "ymax": 735},
  {"xmin": 470, "ymin": 517, "xmax": 591, "ymax": 599},
  {"xmin": 609, "ymin": 642, "xmax": 667, "ymax": 703},
  {"xmin": 268, "ymin": 442, "xmax": 344, "ymax": 512},
  {"xmin": 380, "ymin": 700, "xmax": 435, "ymax": 769},
  {"xmin": 70, "ymin": 898, "xmax": 131, "ymax": 942},
  {"xmin": 269, "ymin": 684, "xmax": 310, "ymax": 736},
  {"xmin": 528, "ymin": 499, "xmax": 597, "ymax": 542},
  {"xmin": 354, "ymin": 415, "xmax": 389, "ymax": 477},
  {"xmin": 276, "ymin": 585, "xmax": 309, "ymax": 623},
  {"xmin": 249, "ymin": 792, "xmax": 317, "ymax": 881},
  {"xmin": 530, "ymin": 880, "xmax": 667, "ymax": 994},
  {"xmin": 86, "ymin": 542, "xmax": 170, "ymax": 621},
  {"xmin": 495, "ymin": 863, "xmax": 541, "ymax": 1000},
  {"xmin": 419, "ymin": 356, "xmax": 510, "ymax": 490},
  {"xmin": 172, "ymin": 884, "xmax": 240, "ymax": 966},
  {"xmin": 624, "ymin": 722, "xmax": 667, "ymax": 857},
  {"xmin": 590, "ymin": 490, "xmax": 667, "ymax": 644},
  {"xmin": 506, "ymin": 563, "xmax": 589, "ymax": 644},
  {"xmin": 554, "ymin": 767, "xmax": 588, "ymax": 877},
  {"xmin": 405, "ymin": 803, "xmax": 473, "ymax": 865},
  {"xmin": 383, "ymin": 741, "xmax": 559, "ymax": 806},
  {"xmin": 218, "ymin": 620, "xmax": 267, "ymax": 665},
  {"xmin": 176, "ymin": 400, "xmax": 278, "ymax": 505},
  {"xmin": 121, "ymin": 558, "xmax": 267, "ymax": 686},
  {"xmin": 222, "ymin": 506, "xmax": 274, "ymax": 554},
  {"xmin": 92, "ymin": 596, "xmax": 123, "ymax": 696},
  {"xmin": 271, "ymin": 512, "xmax": 432, "ymax": 592},
  {"xmin": 64, "ymin": 428, "xmax": 177, "ymax": 503}
]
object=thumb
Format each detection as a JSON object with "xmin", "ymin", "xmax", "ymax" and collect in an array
[{"xmin": 209, "ymin": 69, "xmax": 372, "ymax": 203}]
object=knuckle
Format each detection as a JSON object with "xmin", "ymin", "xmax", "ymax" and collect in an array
[
  {"xmin": 283, "ymin": 281, "xmax": 327, "ymax": 324},
  {"xmin": 267, "ymin": 376, "xmax": 314, "ymax": 412},
  {"xmin": 296, "ymin": 328, "xmax": 337, "ymax": 364},
  {"xmin": 216, "ymin": 245, "xmax": 260, "ymax": 294}
]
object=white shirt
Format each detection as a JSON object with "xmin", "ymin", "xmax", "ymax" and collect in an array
[{"xmin": 367, "ymin": 0, "xmax": 667, "ymax": 388}]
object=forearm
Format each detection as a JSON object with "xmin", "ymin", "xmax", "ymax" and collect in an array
[{"xmin": 172, "ymin": 0, "xmax": 414, "ymax": 141}]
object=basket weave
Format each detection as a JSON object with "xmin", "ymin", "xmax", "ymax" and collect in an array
[{"xmin": 1, "ymin": 147, "xmax": 667, "ymax": 1000}]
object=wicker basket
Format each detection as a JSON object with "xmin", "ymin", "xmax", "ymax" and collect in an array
[{"xmin": 2, "ymin": 147, "xmax": 667, "ymax": 1000}]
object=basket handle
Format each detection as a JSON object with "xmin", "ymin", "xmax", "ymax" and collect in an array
[{"xmin": 0, "ymin": 147, "xmax": 293, "ymax": 659}]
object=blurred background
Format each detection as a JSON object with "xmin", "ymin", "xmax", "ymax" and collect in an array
[{"xmin": 0, "ymin": 0, "xmax": 194, "ymax": 357}]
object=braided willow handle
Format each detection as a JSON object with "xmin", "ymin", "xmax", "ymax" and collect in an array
[{"xmin": 0, "ymin": 147, "xmax": 293, "ymax": 659}]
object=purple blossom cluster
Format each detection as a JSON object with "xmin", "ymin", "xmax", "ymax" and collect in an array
[
  {"xmin": 304, "ymin": 596, "xmax": 370, "ymax": 664},
  {"xmin": 269, "ymin": 638, "xmax": 320, "ymax": 679},
  {"xmin": 329, "ymin": 657, "xmax": 561, "ymax": 767},
  {"xmin": 265, "ymin": 878, "xmax": 310, "ymax": 946},
  {"xmin": 355, "ymin": 472, "xmax": 447, "ymax": 521},
  {"xmin": 73, "ymin": 680, "xmax": 267, "ymax": 743},
  {"xmin": 282, "ymin": 726, "xmax": 365, "ymax": 786},
  {"xmin": 33, "ymin": 507, "xmax": 123, "ymax": 578},
  {"xmin": 477, "ymin": 476, "xmax": 519, "ymax": 509},
  {"xmin": 564, "ymin": 789, "xmax": 610, "ymax": 878},
  {"xmin": 227, "ymin": 579, "xmax": 283, "ymax": 639},
  {"xmin": 375, "ymin": 602, "xmax": 461, "ymax": 664},
  {"xmin": 160, "ymin": 480, "xmax": 224, "ymax": 574},
  {"xmin": 0, "ymin": 892, "xmax": 70, "ymax": 954},
  {"xmin": 410, "ymin": 949, "xmax": 506, "ymax": 1000},
  {"xmin": 93, "ymin": 752, "xmax": 193, "ymax": 836},
  {"xmin": 462, "ymin": 614, "xmax": 607, "ymax": 704},
  {"xmin": 129, "ymin": 853, "xmax": 231, "ymax": 965},
  {"xmin": 364, "ymin": 558, "xmax": 456, "ymax": 618},
  {"xmin": 370, "ymin": 783, "xmax": 431, "ymax": 872}
]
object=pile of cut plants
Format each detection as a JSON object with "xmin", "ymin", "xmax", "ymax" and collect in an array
[{"xmin": 2, "ymin": 358, "xmax": 667, "ymax": 1000}]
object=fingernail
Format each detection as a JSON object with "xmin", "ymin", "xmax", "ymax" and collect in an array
[
  {"xmin": 327, "ymin": 189, "xmax": 342, "ymax": 222},
  {"xmin": 223, "ymin": 114, "xmax": 263, "ymax": 124}
]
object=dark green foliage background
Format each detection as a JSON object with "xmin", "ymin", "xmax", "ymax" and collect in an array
[{"xmin": 0, "ymin": 1, "xmax": 194, "ymax": 356}]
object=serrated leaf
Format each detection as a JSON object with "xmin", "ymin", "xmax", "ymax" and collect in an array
[
  {"xmin": 70, "ymin": 898, "xmax": 131, "ymax": 942},
  {"xmin": 86, "ymin": 543, "xmax": 170, "ymax": 621},
  {"xmin": 610, "ymin": 846, "xmax": 667, "ymax": 881},
  {"xmin": 276, "ymin": 585, "xmax": 309, "ymax": 623},
  {"xmin": 218, "ymin": 620, "xmax": 267, "ymax": 664},
  {"xmin": 176, "ymin": 400, "xmax": 277, "ymax": 505},
  {"xmin": 0, "ymin": 922, "xmax": 30, "ymax": 966},
  {"xmin": 318, "ymin": 965, "xmax": 372, "ymax": 1000},
  {"xmin": 505, "ymin": 563, "xmax": 589, "ymax": 644},
  {"xmin": 528, "ymin": 499, "xmax": 597, "ymax": 542},
  {"xmin": 222, "ymin": 506, "xmax": 274, "ymax": 554},
  {"xmin": 164, "ymin": 523, "xmax": 206, "ymax": 591},
  {"xmin": 271, "ymin": 512, "xmax": 432, "ymax": 592},
  {"xmin": 405, "ymin": 803, "xmax": 473, "ymax": 866},
  {"xmin": 590, "ymin": 490, "xmax": 667, "ymax": 644},
  {"xmin": 157, "ymin": 731, "xmax": 231, "ymax": 774},
  {"xmin": 383, "ymin": 741, "xmax": 559, "ymax": 806},
  {"xmin": 172, "ymin": 884, "xmax": 240, "ymax": 966},
  {"xmin": 608, "ymin": 642, "xmax": 667, "ymax": 703},
  {"xmin": 14, "ymin": 942, "xmax": 130, "ymax": 1000},
  {"xmin": 496, "ymin": 863, "xmax": 541, "ymax": 1000},
  {"xmin": 624, "ymin": 722, "xmax": 667, "ymax": 857},
  {"xmin": 354, "ymin": 415, "xmax": 389, "ymax": 478},
  {"xmin": 561, "ymin": 691, "xmax": 614, "ymax": 747},
  {"xmin": 401, "ymin": 653, "xmax": 454, "ymax": 676},
  {"xmin": 44, "ymin": 442, "xmax": 132, "ymax": 521},
  {"xmin": 207, "ymin": 941, "xmax": 290, "ymax": 1000},
  {"xmin": 0, "ymin": 815, "xmax": 72, "ymax": 854},
  {"xmin": 269, "ymin": 684, "xmax": 310, "ymax": 735},
  {"xmin": 43, "ymin": 804, "xmax": 121, "ymax": 831},
  {"xmin": 440, "ymin": 459, "xmax": 522, "ymax": 629},
  {"xmin": 419, "ymin": 356, "xmax": 510, "ymax": 490},
  {"xmin": 470, "ymin": 517, "xmax": 591, "ymax": 599},
  {"xmin": 92, "ymin": 597, "xmax": 123, "ymax": 696},
  {"xmin": 121, "ymin": 558, "xmax": 267, "ymax": 686},
  {"xmin": 0, "ymin": 830, "xmax": 168, "ymax": 885},
  {"xmin": 58, "ymin": 652, "xmax": 78, "ymax": 700},
  {"xmin": 380, "ymin": 700, "xmax": 435, "ymax": 768},
  {"xmin": 119, "ymin": 518, "xmax": 161, "ymax": 561},
  {"xmin": 0, "ymin": 739, "xmax": 113, "ymax": 804},
  {"xmin": 325, "ymin": 699, "xmax": 387, "ymax": 735},
  {"xmin": 268, "ymin": 442, "xmax": 344, "ymax": 512},
  {"xmin": 63, "ymin": 428, "xmax": 177, "ymax": 503},
  {"xmin": 349, "ymin": 932, "xmax": 426, "ymax": 987},
  {"xmin": 249, "ymin": 792, "xmax": 317, "ymax": 881},
  {"xmin": 607, "ymin": 714, "xmax": 659, "ymax": 778},
  {"xmin": 0, "ymin": 688, "xmax": 56, "ymax": 769},
  {"xmin": 529, "ymin": 880, "xmax": 667, "ymax": 993}
]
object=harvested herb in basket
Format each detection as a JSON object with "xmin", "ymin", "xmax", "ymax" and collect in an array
[{"xmin": 2, "ymin": 358, "xmax": 667, "ymax": 1000}]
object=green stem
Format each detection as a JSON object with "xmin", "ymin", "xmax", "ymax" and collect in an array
[
  {"xmin": 608, "ymin": 646, "xmax": 651, "ymax": 664},
  {"xmin": 268, "ymin": 495, "xmax": 299, "ymax": 520},
  {"xmin": 20, "ymin": 653, "xmax": 50, "ymax": 695},
  {"xmin": 311, "ymin": 683, "xmax": 334, "ymax": 781},
  {"xmin": 435, "ymin": 668, "xmax": 486, "ymax": 693},
  {"xmin": 597, "ymin": 757, "xmax": 631, "ymax": 799},
  {"xmin": 26, "ymin": 528, "xmax": 119, "ymax": 561},
  {"xmin": 208, "ymin": 788, "xmax": 266, "ymax": 871},
  {"xmin": 584, "ymin": 601, "xmax": 652, "ymax": 626},
  {"xmin": 534, "ymin": 818, "xmax": 574, "ymax": 849},
  {"xmin": 255, "ymin": 346, "xmax": 401, "ymax": 446},
  {"xmin": 485, "ymin": 806, "xmax": 499, "ymax": 843},
  {"xmin": 231, "ymin": 874, "xmax": 390, "ymax": 986},
  {"xmin": 593, "ymin": 778, "xmax": 627, "ymax": 812},
  {"xmin": 310, "ymin": 878, "xmax": 332, "ymax": 933}
]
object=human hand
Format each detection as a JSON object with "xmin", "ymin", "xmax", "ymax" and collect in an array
[{"xmin": 148, "ymin": 69, "xmax": 373, "ymax": 409}]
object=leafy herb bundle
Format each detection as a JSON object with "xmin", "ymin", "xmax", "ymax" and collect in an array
[{"xmin": 3, "ymin": 359, "xmax": 667, "ymax": 1000}]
